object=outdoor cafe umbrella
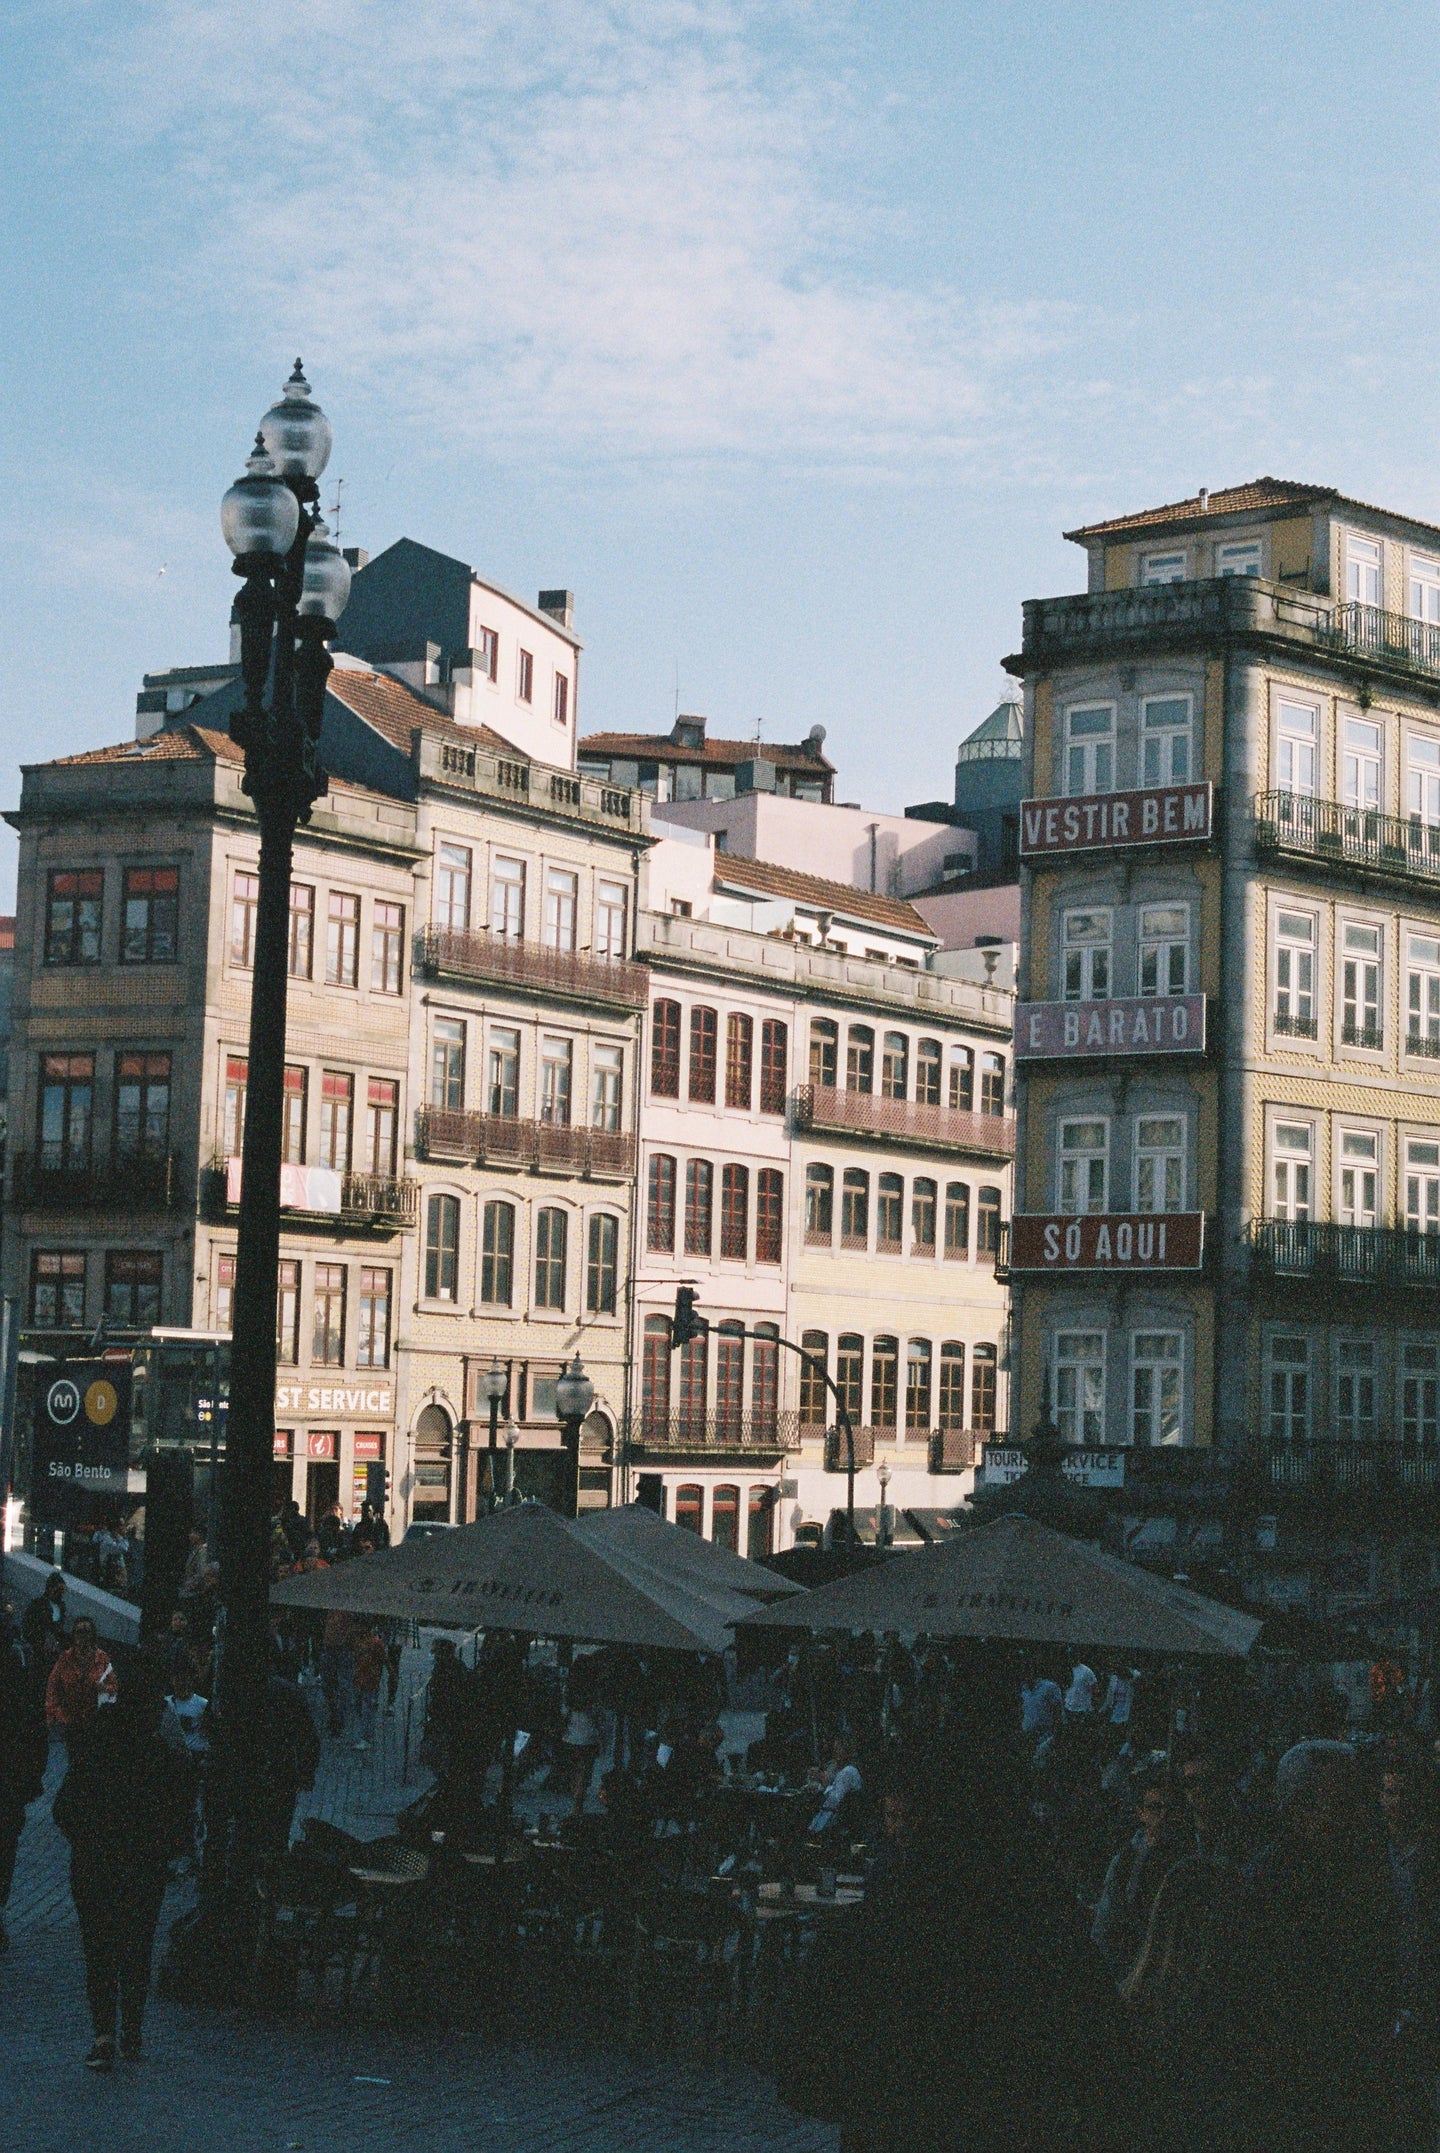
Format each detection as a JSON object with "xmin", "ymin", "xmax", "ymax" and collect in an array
[
  {"xmin": 571, "ymin": 1502, "xmax": 805, "ymax": 1605},
  {"xmin": 734, "ymin": 1513, "xmax": 1262, "ymax": 1658},
  {"xmin": 271, "ymin": 1501, "xmax": 757, "ymax": 1654}
]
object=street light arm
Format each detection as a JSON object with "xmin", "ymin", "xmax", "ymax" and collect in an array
[{"xmin": 736, "ymin": 1326, "xmax": 859, "ymax": 1552}]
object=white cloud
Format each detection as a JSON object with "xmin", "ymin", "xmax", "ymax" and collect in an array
[{"xmin": 88, "ymin": 0, "xmax": 1081, "ymax": 468}]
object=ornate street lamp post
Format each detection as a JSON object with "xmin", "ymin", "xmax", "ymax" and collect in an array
[
  {"xmin": 555, "ymin": 1355, "xmax": 595, "ymax": 1518},
  {"xmin": 481, "ymin": 1360, "xmax": 507, "ymax": 1511},
  {"xmin": 189, "ymin": 364, "xmax": 350, "ymax": 1988}
]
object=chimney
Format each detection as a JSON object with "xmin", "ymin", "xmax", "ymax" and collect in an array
[
  {"xmin": 538, "ymin": 589, "xmax": 574, "ymax": 630},
  {"xmin": 342, "ymin": 546, "xmax": 370, "ymax": 570},
  {"xmin": 1197, "ymin": 488, "xmax": 1209, "ymax": 513}
]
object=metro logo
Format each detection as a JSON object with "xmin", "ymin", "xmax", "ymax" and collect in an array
[{"xmin": 1019, "ymin": 783, "xmax": 1212, "ymax": 857}]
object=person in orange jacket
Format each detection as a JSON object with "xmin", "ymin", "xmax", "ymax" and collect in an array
[{"xmin": 44, "ymin": 1618, "xmax": 117, "ymax": 1739}]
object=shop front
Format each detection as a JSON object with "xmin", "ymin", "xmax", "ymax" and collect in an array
[{"xmin": 273, "ymin": 1377, "xmax": 396, "ymax": 1527}]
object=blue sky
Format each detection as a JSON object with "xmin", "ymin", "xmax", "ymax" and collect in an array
[{"xmin": 4, "ymin": 0, "xmax": 1440, "ymax": 892}]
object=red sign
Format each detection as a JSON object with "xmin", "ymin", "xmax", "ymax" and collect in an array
[
  {"xmin": 274, "ymin": 1430, "xmax": 292, "ymax": 1459},
  {"xmin": 1009, "ymin": 1213, "xmax": 1205, "ymax": 1272},
  {"xmin": 352, "ymin": 1431, "xmax": 385, "ymax": 1461},
  {"xmin": 1020, "ymin": 783, "xmax": 1212, "ymax": 858},
  {"xmin": 306, "ymin": 1430, "xmax": 337, "ymax": 1460},
  {"xmin": 1016, "ymin": 995, "xmax": 1206, "ymax": 1060}
]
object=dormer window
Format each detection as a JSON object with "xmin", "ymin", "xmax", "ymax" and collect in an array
[
  {"xmin": 1216, "ymin": 540, "xmax": 1261, "ymax": 578},
  {"xmin": 1141, "ymin": 550, "xmax": 1187, "ymax": 585},
  {"xmin": 674, "ymin": 719, "xmax": 706, "ymax": 751}
]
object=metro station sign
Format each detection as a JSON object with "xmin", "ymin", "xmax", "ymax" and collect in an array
[
  {"xmin": 1009, "ymin": 1212, "xmax": 1206, "ymax": 1272},
  {"xmin": 1016, "ymin": 994, "xmax": 1206, "ymax": 1060},
  {"xmin": 1020, "ymin": 782, "xmax": 1212, "ymax": 858}
]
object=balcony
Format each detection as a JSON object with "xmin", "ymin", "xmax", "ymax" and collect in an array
[
  {"xmin": 1321, "ymin": 601, "xmax": 1440, "ymax": 678},
  {"xmin": 1247, "ymin": 1217, "xmax": 1440, "ymax": 1290},
  {"xmin": 824, "ymin": 1426, "xmax": 876, "ymax": 1471},
  {"xmin": 417, "ymin": 925, "xmax": 648, "ymax": 1011},
  {"xmin": 929, "ymin": 1427, "xmax": 983, "ymax": 1473},
  {"xmin": 11, "ymin": 1151, "xmax": 182, "ymax": 1213},
  {"xmin": 792, "ymin": 1084, "xmax": 1016, "ymax": 1161},
  {"xmin": 415, "ymin": 1108, "xmax": 635, "ymax": 1180},
  {"xmin": 1254, "ymin": 791, "xmax": 1440, "ymax": 894},
  {"xmin": 205, "ymin": 1156, "xmax": 417, "ymax": 1230},
  {"xmin": 418, "ymin": 733, "xmax": 640, "ymax": 831},
  {"xmin": 1265, "ymin": 1441, "xmax": 1440, "ymax": 1506},
  {"xmin": 632, "ymin": 1410, "xmax": 802, "ymax": 1455}
]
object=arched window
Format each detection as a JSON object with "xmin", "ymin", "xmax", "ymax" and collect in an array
[
  {"xmin": 911, "ymin": 1177, "xmax": 937, "ymax": 1253},
  {"xmin": 674, "ymin": 1483, "xmax": 703, "ymax": 1534},
  {"xmin": 688, "ymin": 1006, "xmax": 718, "ymax": 1102},
  {"xmin": 977, "ymin": 1186, "xmax": 1003, "ymax": 1256},
  {"xmin": 424, "ymin": 1192, "xmax": 460, "ymax": 1302},
  {"xmin": 647, "ymin": 1154, "xmax": 677, "ymax": 1252},
  {"xmin": 716, "ymin": 1321, "xmax": 745, "ymax": 1438},
  {"xmin": 760, "ymin": 1020, "xmax": 789, "ymax": 1114},
  {"xmin": 726, "ymin": 1013, "xmax": 753, "ymax": 1110},
  {"xmin": 972, "ymin": 1343, "xmax": 998, "ymax": 1434},
  {"xmin": 586, "ymin": 1213, "xmax": 618, "ymax": 1314},
  {"xmin": 755, "ymin": 1168, "xmax": 783, "ymax": 1263},
  {"xmin": 412, "ymin": 1402, "xmax": 452, "ymax": 1521},
  {"xmin": 650, "ymin": 1000, "xmax": 681, "ymax": 1096},
  {"xmin": 882, "ymin": 1032, "xmax": 909, "ymax": 1100},
  {"xmin": 809, "ymin": 1019, "xmax": 838, "ymax": 1089},
  {"xmin": 916, "ymin": 1039, "xmax": 942, "ymax": 1106},
  {"xmin": 641, "ymin": 1314, "xmax": 671, "ymax": 1434},
  {"xmin": 684, "ymin": 1159, "xmax": 713, "ymax": 1256},
  {"xmin": 752, "ymin": 1322, "xmax": 779, "ymax": 1438},
  {"xmin": 980, "ymin": 1052, "xmax": 1007, "ymax": 1116},
  {"xmin": 841, "ymin": 1169, "xmax": 869, "ymax": 1248},
  {"xmin": 877, "ymin": 1173, "xmax": 904, "ymax": 1250},
  {"xmin": 906, "ymin": 1339, "xmax": 932, "ymax": 1435},
  {"xmin": 871, "ymin": 1336, "xmax": 898, "ymax": 1429},
  {"xmin": 950, "ymin": 1048, "xmax": 974, "ymax": 1112},
  {"xmin": 747, "ymin": 1486, "xmax": 776, "ymax": 1560},
  {"xmin": 939, "ymin": 1343, "xmax": 967, "ymax": 1430},
  {"xmin": 945, "ymin": 1183, "xmax": 971, "ymax": 1259},
  {"xmin": 480, "ymin": 1199, "xmax": 515, "ymax": 1304},
  {"xmin": 846, "ymin": 1025, "xmax": 875, "ymax": 1094},
  {"xmin": 720, "ymin": 1164, "xmax": 749, "ymax": 1259},
  {"xmin": 534, "ymin": 1207, "xmax": 568, "ymax": 1309},
  {"xmin": 711, "ymin": 1485, "xmax": 740, "ymax": 1553},
  {"xmin": 799, "ymin": 1331, "xmax": 829, "ymax": 1427},
  {"xmin": 805, "ymin": 1163, "xmax": 834, "ymax": 1243}
]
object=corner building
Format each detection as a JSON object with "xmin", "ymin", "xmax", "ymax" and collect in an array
[{"xmin": 1010, "ymin": 479, "xmax": 1440, "ymax": 1613}]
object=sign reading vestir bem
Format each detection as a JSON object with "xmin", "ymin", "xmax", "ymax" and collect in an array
[
  {"xmin": 1008, "ymin": 1213, "xmax": 1206, "ymax": 1272},
  {"xmin": 31, "ymin": 1361, "xmax": 133, "ymax": 1520},
  {"xmin": 1020, "ymin": 782, "xmax": 1212, "ymax": 857}
]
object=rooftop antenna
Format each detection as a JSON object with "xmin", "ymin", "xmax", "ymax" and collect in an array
[
  {"xmin": 330, "ymin": 476, "xmax": 345, "ymax": 550},
  {"xmin": 674, "ymin": 658, "xmax": 680, "ymax": 726}
]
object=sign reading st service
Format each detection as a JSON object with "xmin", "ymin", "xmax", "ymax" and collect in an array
[{"xmin": 32, "ymin": 1361, "xmax": 133, "ymax": 1519}]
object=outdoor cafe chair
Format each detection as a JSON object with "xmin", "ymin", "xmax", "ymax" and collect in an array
[{"xmin": 625, "ymin": 1881, "xmax": 744, "ymax": 2062}]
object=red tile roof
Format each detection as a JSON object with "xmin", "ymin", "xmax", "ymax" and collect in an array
[
  {"xmin": 328, "ymin": 668, "xmax": 519, "ymax": 759},
  {"xmin": 1065, "ymin": 477, "xmax": 1440, "ymax": 544},
  {"xmin": 0, "ymin": 916, "xmax": 15, "ymax": 952},
  {"xmin": 44, "ymin": 725, "xmax": 244, "ymax": 769},
  {"xmin": 581, "ymin": 729, "xmax": 833, "ymax": 772},
  {"xmin": 711, "ymin": 852, "xmax": 934, "ymax": 936}
]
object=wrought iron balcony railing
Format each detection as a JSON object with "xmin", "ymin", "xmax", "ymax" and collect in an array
[
  {"xmin": 417, "ymin": 925, "xmax": 649, "ymax": 1010},
  {"xmin": 341, "ymin": 1172, "xmax": 419, "ymax": 1226},
  {"xmin": 1255, "ymin": 790, "xmax": 1440, "ymax": 891},
  {"xmin": 632, "ymin": 1409, "xmax": 802, "ymax": 1454},
  {"xmin": 793, "ymin": 1084, "xmax": 1016, "ymax": 1159},
  {"xmin": 1321, "ymin": 601, "xmax": 1440, "ymax": 676},
  {"xmin": 205, "ymin": 1155, "xmax": 417, "ymax": 1228},
  {"xmin": 1272, "ymin": 1009, "xmax": 1318, "ymax": 1038},
  {"xmin": 1247, "ymin": 1217, "xmax": 1440, "ymax": 1288},
  {"xmin": 415, "ymin": 1108, "xmax": 635, "ymax": 1180},
  {"xmin": 1266, "ymin": 1440, "xmax": 1440, "ymax": 1499},
  {"xmin": 12, "ymin": 1151, "xmax": 182, "ymax": 1213}
]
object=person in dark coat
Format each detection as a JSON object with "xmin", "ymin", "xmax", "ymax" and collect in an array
[
  {"xmin": 256, "ymin": 1671, "xmax": 322, "ymax": 1859},
  {"xmin": 1092, "ymin": 1763, "xmax": 1185, "ymax": 1980},
  {"xmin": 1211, "ymin": 1740, "xmax": 1402, "ymax": 2153},
  {"xmin": 21, "ymin": 1571, "xmax": 66, "ymax": 1687},
  {"xmin": 52, "ymin": 1662, "xmax": 191, "ymax": 2069},
  {"xmin": 0, "ymin": 1611, "xmax": 49, "ymax": 1950}
]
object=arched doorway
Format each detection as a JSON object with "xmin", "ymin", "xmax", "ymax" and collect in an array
[{"xmin": 412, "ymin": 1403, "xmax": 453, "ymax": 1523}]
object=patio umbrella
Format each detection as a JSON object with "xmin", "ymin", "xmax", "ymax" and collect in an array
[
  {"xmin": 571, "ymin": 1503, "xmax": 804, "ymax": 1604},
  {"xmin": 734, "ymin": 1513, "xmax": 1261, "ymax": 1658},
  {"xmin": 271, "ymin": 1502, "xmax": 748, "ymax": 1653}
]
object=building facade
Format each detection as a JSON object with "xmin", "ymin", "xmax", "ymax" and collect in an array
[{"xmin": 1008, "ymin": 478, "xmax": 1440, "ymax": 1615}]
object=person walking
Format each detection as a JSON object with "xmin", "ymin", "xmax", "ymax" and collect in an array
[
  {"xmin": 44, "ymin": 1618, "xmax": 117, "ymax": 1741},
  {"xmin": 0, "ymin": 1612, "xmax": 49, "ymax": 1952},
  {"xmin": 1092, "ymin": 1764, "xmax": 1184, "ymax": 1981},
  {"xmin": 351, "ymin": 1626, "xmax": 385, "ymax": 1751},
  {"xmin": 21, "ymin": 1572, "xmax": 66, "ymax": 1687},
  {"xmin": 52, "ymin": 1664, "xmax": 191, "ymax": 2068}
]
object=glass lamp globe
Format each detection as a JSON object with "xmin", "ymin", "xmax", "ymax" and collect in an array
[
  {"xmin": 258, "ymin": 359, "xmax": 334, "ymax": 481},
  {"xmin": 481, "ymin": 1360, "xmax": 508, "ymax": 1405},
  {"xmin": 220, "ymin": 437, "xmax": 300, "ymax": 560},
  {"xmin": 298, "ymin": 515, "xmax": 351, "ymax": 622},
  {"xmin": 555, "ymin": 1357, "xmax": 595, "ymax": 1425}
]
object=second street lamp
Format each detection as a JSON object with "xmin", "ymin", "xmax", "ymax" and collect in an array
[
  {"xmin": 555, "ymin": 1356, "xmax": 595, "ymax": 1518},
  {"xmin": 481, "ymin": 1360, "xmax": 507, "ymax": 1511}
]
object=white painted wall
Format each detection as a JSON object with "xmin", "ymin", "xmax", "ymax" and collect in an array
[{"xmin": 655, "ymin": 793, "xmax": 976, "ymax": 898}]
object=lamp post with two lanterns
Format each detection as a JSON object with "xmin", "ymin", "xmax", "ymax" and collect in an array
[
  {"xmin": 555, "ymin": 1355, "xmax": 595, "ymax": 1518},
  {"xmin": 191, "ymin": 364, "xmax": 352, "ymax": 1984},
  {"xmin": 480, "ymin": 1359, "xmax": 508, "ymax": 1510}
]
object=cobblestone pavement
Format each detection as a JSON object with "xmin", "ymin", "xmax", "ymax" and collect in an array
[{"xmin": 1, "ymin": 1657, "xmax": 837, "ymax": 2153}]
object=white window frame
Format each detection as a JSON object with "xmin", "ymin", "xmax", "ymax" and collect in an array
[
  {"xmin": 1270, "ymin": 1120, "xmax": 1314, "ymax": 1223},
  {"xmin": 1063, "ymin": 704, "xmax": 1116, "ymax": 797},
  {"xmin": 1409, "ymin": 734, "xmax": 1440, "ymax": 831},
  {"xmin": 1273, "ymin": 908, "xmax": 1317, "ymax": 1037},
  {"xmin": 1138, "ymin": 903, "xmax": 1190, "ymax": 997},
  {"xmin": 1410, "ymin": 554, "xmax": 1440, "ymax": 629},
  {"xmin": 1402, "ymin": 1339, "xmax": 1440, "ymax": 1447},
  {"xmin": 1134, "ymin": 1115, "xmax": 1186, "ymax": 1214},
  {"xmin": 1336, "ymin": 1127, "xmax": 1379, "ymax": 1229},
  {"xmin": 1275, "ymin": 699, "xmax": 1319, "ymax": 798},
  {"xmin": 1062, "ymin": 908, "xmax": 1112, "ymax": 1002},
  {"xmin": 1058, "ymin": 1117, "xmax": 1109, "ymax": 1216},
  {"xmin": 1053, "ymin": 1332, "xmax": 1106, "ymax": 1444},
  {"xmin": 543, "ymin": 866, "xmax": 578, "ymax": 953},
  {"xmin": 539, "ymin": 1036, "xmax": 573, "ymax": 1127},
  {"xmin": 1333, "ymin": 1339, "xmax": 1377, "ymax": 1444},
  {"xmin": 591, "ymin": 1042, "xmax": 624, "ymax": 1132},
  {"xmin": 1406, "ymin": 932, "xmax": 1440, "ymax": 1055},
  {"xmin": 489, "ymin": 854, "xmax": 525, "ymax": 941},
  {"xmin": 1345, "ymin": 533, "xmax": 1383, "ymax": 608},
  {"xmin": 1341, "ymin": 715, "xmax": 1382, "ymax": 816},
  {"xmin": 1140, "ymin": 694, "xmax": 1193, "ymax": 786},
  {"xmin": 1339, "ymin": 920, "xmax": 1382, "ymax": 1049},
  {"xmin": 1405, "ymin": 1136, "xmax": 1440, "ymax": 1236},
  {"xmin": 1268, "ymin": 1334, "xmax": 1310, "ymax": 1444},
  {"xmin": 1131, "ymin": 1331, "xmax": 1183, "ymax": 1446},
  {"xmin": 1216, "ymin": 539, "xmax": 1261, "ymax": 578},
  {"xmin": 486, "ymin": 1024, "xmax": 520, "ymax": 1119},
  {"xmin": 1140, "ymin": 550, "xmax": 1188, "ymax": 586}
]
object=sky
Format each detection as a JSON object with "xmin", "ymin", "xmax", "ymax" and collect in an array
[{"xmin": 6, "ymin": 0, "xmax": 1440, "ymax": 895}]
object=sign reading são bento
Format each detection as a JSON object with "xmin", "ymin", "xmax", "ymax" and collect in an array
[
  {"xmin": 1020, "ymin": 782, "xmax": 1212, "ymax": 858},
  {"xmin": 1009, "ymin": 1213, "xmax": 1206, "ymax": 1272}
]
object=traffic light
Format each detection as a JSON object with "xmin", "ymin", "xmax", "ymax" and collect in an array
[{"xmin": 672, "ymin": 1285, "xmax": 707, "ymax": 1349}]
